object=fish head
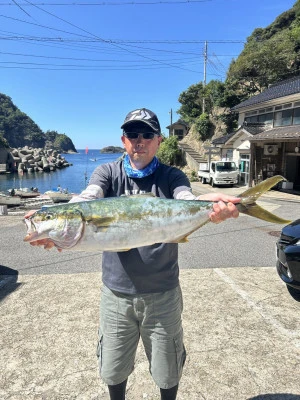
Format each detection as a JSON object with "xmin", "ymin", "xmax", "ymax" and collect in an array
[{"xmin": 24, "ymin": 207, "xmax": 84, "ymax": 249}]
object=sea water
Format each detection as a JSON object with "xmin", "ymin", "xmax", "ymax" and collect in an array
[{"xmin": 0, "ymin": 150, "xmax": 123, "ymax": 194}]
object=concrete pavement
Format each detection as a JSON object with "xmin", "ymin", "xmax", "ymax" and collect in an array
[{"xmin": 1, "ymin": 267, "xmax": 300, "ymax": 400}]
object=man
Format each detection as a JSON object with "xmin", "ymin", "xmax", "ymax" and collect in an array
[{"xmin": 29, "ymin": 108, "xmax": 239, "ymax": 400}]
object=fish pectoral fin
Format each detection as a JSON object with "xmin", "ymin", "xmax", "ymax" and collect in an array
[
  {"xmin": 89, "ymin": 216, "xmax": 116, "ymax": 228},
  {"xmin": 238, "ymin": 203, "xmax": 291, "ymax": 224}
]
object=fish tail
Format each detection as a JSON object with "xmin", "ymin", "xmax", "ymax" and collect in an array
[{"xmin": 237, "ymin": 175, "xmax": 292, "ymax": 224}]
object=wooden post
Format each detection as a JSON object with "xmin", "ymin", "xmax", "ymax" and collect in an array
[{"xmin": 0, "ymin": 205, "xmax": 8, "ymax": 215}]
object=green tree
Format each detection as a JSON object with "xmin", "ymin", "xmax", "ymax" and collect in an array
[
  {"xmin": 194, "ymin": 113, "xmax": 214, "ymax": 141},
  {"xmin": 53, "ymin": 133, "xmax": 76, "ymax": 152},
  {"xmin": 177, "ymin": 83, "xmax": 204, "ymax": 122},
  {"xmin": 0, "ymin": 135, "xmax": 9, "ymax": 148},
  {"xmin": 156, "ymin": 136, "xmax": 182, "ymax": 166},
  {"xmin": 0, "ymin": 93, "xmax": 76, "ymax": 152},
  {"xmin": 227, "ymin": 1, "xmax": 300, "ymax": 93}
]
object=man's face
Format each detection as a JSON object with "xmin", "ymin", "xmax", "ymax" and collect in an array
[{"xmin": 121, "ymin": 125, "xmax": 162, "ymax": 169}]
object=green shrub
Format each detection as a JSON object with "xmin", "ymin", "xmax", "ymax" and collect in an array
[{"xmin": 156, "ymin": 136, "xmax": 182, "ymax": 166}]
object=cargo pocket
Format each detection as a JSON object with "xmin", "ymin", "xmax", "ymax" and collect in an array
[{"xmin": 174, "ymin": 331, "xmax": 186, "ymax": 379}]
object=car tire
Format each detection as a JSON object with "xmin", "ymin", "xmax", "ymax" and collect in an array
[{"xmin": 287, "ymin": 285, "xmax": 300, "ymax": 301}]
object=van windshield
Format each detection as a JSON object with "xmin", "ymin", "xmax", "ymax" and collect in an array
[{"xmin": 216, "ymin": 162, "xmax": 237, "ymax": 172}]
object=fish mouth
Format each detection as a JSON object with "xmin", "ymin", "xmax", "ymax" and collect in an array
[
  {"xmin": 24, "ymin": 231, "xmax": 39, "ymax": 242},
  {"xmin": 23, "ymin": 218, "xmax": 39, "ymax": 242}
]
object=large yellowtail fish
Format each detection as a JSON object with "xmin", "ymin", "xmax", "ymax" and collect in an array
[{"xmin": 24, "ymin": 176, "xmax": 291, "ymax": 252}]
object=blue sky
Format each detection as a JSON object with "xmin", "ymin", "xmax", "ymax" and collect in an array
[{"xmin": 0, "ymin": 0, "xmax": 296, "ymax": 149}]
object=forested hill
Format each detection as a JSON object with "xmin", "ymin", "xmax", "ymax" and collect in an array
[
  {"xmin": 177, "ymin": 0, "xmax": 300, "ymax": 142},
  {"xmin": 0, "ymin": 93, "xmax": 77, "ymax": 153},
  {"xmin": 227, "ymin": 0, "xmax": 300, "ymax": 94}
]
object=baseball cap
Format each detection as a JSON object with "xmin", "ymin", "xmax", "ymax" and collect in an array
[{"xmin": 121, "ymin": 108, "xmax": 161, "ymax": 133}]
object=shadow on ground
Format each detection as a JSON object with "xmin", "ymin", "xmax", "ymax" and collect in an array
[
  {"xmin": 248, "ymin": 394, "xmax": 300, "ymax": 400},
  {"xmin": 0, "ymin": 265, "xmax": 21, "ymax": 302}
]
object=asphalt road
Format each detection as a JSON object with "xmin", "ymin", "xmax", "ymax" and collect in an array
[{"xmin": 0, "ymin": 191, "xmax": 298, "ymax": 277}]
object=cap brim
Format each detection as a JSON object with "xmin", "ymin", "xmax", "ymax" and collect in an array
[{"xmin": 121, "ymin": 120, "xmax": 160, "ymax": 132}]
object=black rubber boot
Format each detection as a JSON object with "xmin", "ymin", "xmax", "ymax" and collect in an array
[
  {"xmin": 108, "ymin": 379, "xmax": 127, "ymax": 400},
  {"xmin": 160, "ymin": 384, "xmax": 178, "ymax": 400}
]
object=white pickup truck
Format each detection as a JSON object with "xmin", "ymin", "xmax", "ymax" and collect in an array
[{"xmin": 198, "ymin": 161, "xmax": 239, "ymax": 187}]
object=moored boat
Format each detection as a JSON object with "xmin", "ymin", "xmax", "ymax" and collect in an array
[
  {"xmin": 0, "ymin": 193, "xmax": 22, "ymax": 207},
  {"xmin": 13, "ymin": 188, "xmax": 41, "ymax": 198},
  {"xmin": 45, "ymin": 191, "xmax": 73, "ymax": 203}
]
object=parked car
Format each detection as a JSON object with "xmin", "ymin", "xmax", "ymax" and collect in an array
[{"xmin": 276, "ymin": 219, "xmax": 300, "ymax": 297}]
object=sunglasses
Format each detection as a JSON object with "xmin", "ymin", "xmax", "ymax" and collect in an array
[{"xmin": 123, "ymin": 132, "xmax": 159, "ymax": 140}]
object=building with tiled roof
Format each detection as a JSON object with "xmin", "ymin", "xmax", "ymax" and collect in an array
[
  {"xmin": 211, "ymin": 75, "xmax": 300, "ymax": 187},
  {"xmin": 232, "ymin": 75, "xmax": 300, "ymax": 112},
  {"xmin": 166, "ymin": 119, "xmax": 189, "ymax": 140}
]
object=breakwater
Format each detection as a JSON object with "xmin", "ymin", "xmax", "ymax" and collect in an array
[
  {"xmin": 0, "ymin": 146, "xmax": 71, "ymax": 174},
  {"xmin": 0, "ymin": 150, "xmax": 122, "ymax": 195}
]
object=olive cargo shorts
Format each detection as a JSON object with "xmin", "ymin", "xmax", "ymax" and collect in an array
[{"xmin": 96, "ymin": 284, "xmax": 186, "ymax": 389}]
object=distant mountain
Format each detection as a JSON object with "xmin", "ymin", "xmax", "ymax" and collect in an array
[
  {"xmin": 0, "ymin": 93, "xmax": 77, "ymax": 153},
  {"xmin": 100, "ymin": 146, "xmax": 124, "ymax": 154}
]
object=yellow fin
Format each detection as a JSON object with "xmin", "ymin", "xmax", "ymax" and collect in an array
[
  {"xmin": 238, "ymin": 175, "xmax": 285, "ymax": 202},
  {"xmin": 177, "ymin": 236, "xmax": 189, "ymax": 243},
  {"xmin": 87, "ymin": 216, "xmax": 116, "ymax": 228},
  {"xmin": 237, "ymin": 175, "xmax": 291, "ymax": 224},
  {"xmin": 237, "ymin": 203, "xmax": 291, "ymax": 224}
]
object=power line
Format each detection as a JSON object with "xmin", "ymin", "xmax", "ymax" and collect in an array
[
  {"xmin": 11, "ymin": 0, "xmax": 32, "ymax": 17},
  {"xmin": 0, "ymin": 0, "xmax": 213, "ymax": 6},
  {"xmin": 0, "ymin": 49, "xmax": 202, "ymax": 63},
  {"xmin": 6, "ymin": 0, "xmax": 202, "ymax": 73}
]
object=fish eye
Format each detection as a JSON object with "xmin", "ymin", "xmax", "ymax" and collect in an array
[{"xmin": 45, "ymin": 214, "xmax": 52, "ymax": 220}]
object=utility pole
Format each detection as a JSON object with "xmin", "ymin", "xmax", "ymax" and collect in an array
[
  {"xmin": 202, "ymin": 40, "xmax": 207, "ymax": 114},
  {"xmin": 169, "ymin": 108, "xmax": 173, "ymax": 136}
]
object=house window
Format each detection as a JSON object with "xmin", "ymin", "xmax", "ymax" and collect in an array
[
  {"xmin": 174, "ymin": 129, "xmax": 184, "ymax": 139},
  {"xmin": 258, "ymin": 112, "xmax": 273, "ymax": 123},
  {"xmin": 245, "ymin": 115, "xmax": 258, "ymax": 123},
  {"xmin": 293, "ymin": 107, "xmax": 300, "ymax": 125},
  {"xmin": 274, "ymin": 109, "xmax": 293, "ymax": 126}
]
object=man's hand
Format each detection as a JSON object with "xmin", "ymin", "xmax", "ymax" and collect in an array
[
  {"xmin": 197, "ymin": 193, "xmax": 240, "ymax": 224},
  {"xmin": 29, "ymin": 238, "xmax": 62, "ymax": 251},
  {"xmin": 24, "ymin": 210, "xmax": 62, "ymax": 252}
]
